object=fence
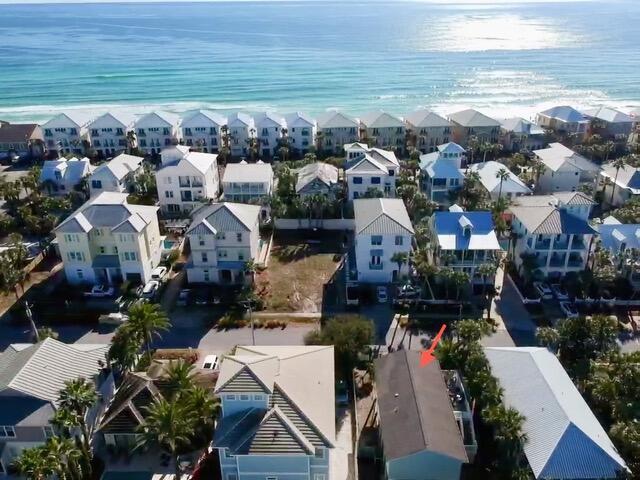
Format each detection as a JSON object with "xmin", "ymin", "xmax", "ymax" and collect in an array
[{"xmin": 274, "ymin": 218, "xmax": 355, "ymax": 231}]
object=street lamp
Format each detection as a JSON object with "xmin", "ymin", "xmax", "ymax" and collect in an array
[{"xmin": 239, "ymin": 300, "xmax": 255, "ymax": 346}]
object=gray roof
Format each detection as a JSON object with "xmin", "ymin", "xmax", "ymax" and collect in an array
[
  {"xmin": 583, "ymin": 107, "xmax": 634, "ymax": 124},
  {"xmin": 0, "ymin": 338, "xmax": 108, "ymax": 403},
  {"xmin": 510, "ymin": 205, "xmax": 595, "ymax": 235},
  {"xmin": 359, "ymin": 111, "xmax": 404, "ymax": 128},
  {"xmin": 448, "ymin": 109, "xmax": 500, "ymax": 127},
  {"xmin": 533, "ymin": 143, "xmax": 598, "ymax": 173},
  {"xmin": 513, "ymin": 192, "xmax": 595, "ymax": 208},
  {"xmin": 295, "ymin": 162, "xmax": 339, "ymax": 193},
  {"xmin": 354, "ymin": 198, "xmax": 414, "ymax": 236},
  {"xmin": 500, "ymin": 117, "xmax": 545, "ymax": 136},
  {"xmin": 538, "ymin": 106, "xmax": 588, "ymax": 123},
  {"xmin": 222, "ymin": 161, "xmax": 273, "ymax": 184},
  {"xmin": 404, "ymin": 110, "xmax": 452, "ymax": 128},
  {"xmin": 375, "ymin": 350, "xmax": 467, "ymax": 462},
  {"xmin": 187, "ymin": 202, "xmax": 260, "ymax": 235},
  {"xmin": 485, "ymin": 347, "xmax": 627, "ymax": 479},
  {"xmin": 601, "ymin": 163, "xmax": 640, "ymax": 193},
  {"xmin": 468, "ymin": 161, "xmax": 531, "ymax": 196}
]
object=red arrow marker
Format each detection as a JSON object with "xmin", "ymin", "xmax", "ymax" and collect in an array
[{"xmin": 420, "ymin": 324, "xmax": 447, "ymax": 367}]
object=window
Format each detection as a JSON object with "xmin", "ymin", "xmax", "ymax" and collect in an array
[
  {"xmin": 216, "ymin": 232, "xmax": 226, "ymax": 240},
  {"xmin": 226, "ymin": 394, "xmax": 236, "ymax": 400},
  {"xmin": 226, "ymin": 474, "xmax": 238, "ymax": 480},
  {"xmin": 315, "ymin": 448, "xmax": 325, "ymax": 459},
  {"xmin": 202, "ymin": 252, "xmax": 208, "ymax": 263},
  {"xmin": 198, "ymin": 236, "xmax": 205, "ymax": 246},
  {"xmin": 253, "ymin": 394, "xmax": 263, "ymax": 401},
  {"xmin": 0, "ymin": 426, "xmax": 15, "ymax": 438},
  {"xmin": 43, "ymin": 426, "xmax": 55, "ymax": 439},
  {"xmin": 371, "ymin": 177, "xmax": 381, "ymax": 185},
  {"xmin": 314, "ymin": 474, "xmax": 326, "ymax": 480},
  {"xmin": 352, "ymin": 177, "xmax": 363, "ymax": 184},
  {"xmin": 239, "ymin": 395, "xmax": 249, "ymax": 401},
  {"xmin": 236, "ymin": 233, "xmax": 242, "ymax": 242},
  {"xmin": 203, "ymin": 270, "xmax": 210, "ymax": 282},
  {"xmin": 124, "ymin": 252, "xmax": 137, "ymax": 261},
  {"xmin": 395, "ymin": 236, "xmax": 403, "ymax": 246},
  {"xmin": 266, "ymin": 477, "xmax": 277, "ymax": 480},
  {"xmin": 99, "ymin": 246, "xmax": 106, "ymax": 254},
  {"xmin": 218, "ymin": 250, "xmax": 228, "ymax": 258},
  {"xmin": 76, "ymin": 269, "xmax": 84, "ymax": 280},
  {"xmin": 238, "ymin": 252, "xmax": 245, "ymax": 261},
  {"xmin": 91, "ymin": 180, "xmax": 102, "ymax": 189},
  {"xmin": 371, "ymin": 236, "xmax": 382, "ymax": 246},
  {"xmin": 165, "ymin": 191, "xmax": 174, "ymax": 198}
]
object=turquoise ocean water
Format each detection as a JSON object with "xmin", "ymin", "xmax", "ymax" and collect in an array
[{"xmin": 0, "ymin": 0, "xmax": 639, "ymax": 123}]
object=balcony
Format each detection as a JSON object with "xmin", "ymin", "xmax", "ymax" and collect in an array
[
  {"xmin": 369, "ymin": 262, "xmax": 383, "ymax": 270},
  {"xmin": 179, "ymin": 179, "xmax": 191, "ymax": 188},
  {"xmin": 535, "ymin": 239, "xmax": 551, "ymax": 250},
  {"xmin": 571, "ymin": 238, "xmax": 587, "ymax": 250},
  {"xmin": 192, "ymin": 179, "xmax": 204, "ymax": 188},
  {"xmin": 536, "ymin": 256, "xmax": 548, "ymax": 268},
  {"xmin": 567, "ymin": 255, "xmax": 584, "ymax": 268},
  {"xmin": 553, "ymin": 239, "xmax": 569, "ymax": 250},
  {"xmin": 549, "ymin": 255, "xmax": 566, "ymax": 268}
]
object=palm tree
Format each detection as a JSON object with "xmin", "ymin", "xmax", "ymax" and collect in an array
[
  {"xmin": 390, "ymin": 252, "xmax": 409, "ymax": 281},
  {"xmin": 243, "ymin": 259, "xmax": 258, "ymax": 284},
  {"xmin": 452, "ymin": 270, "xmax": 470, "ymax": 300},
  {"xmin": 58, "ymin": 378, "xmax": 98, "ymax": 460},
  {"xmin": 127, "ymin": 302, "xmax": 171, "ymax": 364},
  {"xmin": 165, "ymin": 360, "xmax": 196, "ymax": 398},
  {"xmin": 138, "ymin": 399, "xmax": 195, "ymax": 480},
  {"xmin": 414, "ymin": 248, "xmax": 438, "ymax": 300},
  {"xmin": 12, "ymin": 446, "xmax": 55, "ymax": 480},
  {"xmin": 609, "ymin": 157, "xmax": 627, "ymax": 206},
  {"xmin": 51, "ymin": 406, "xmax": 80, "ymax": 438},
  {"xmin": 467, "ymin": 135, "xmax": 480, "ymax": 163},
  {"xmin": 126, "ymin": 130, "xmax": 137, "ymax": 154},
  {"xmin": 495, "ymin": 167, "xmax": 510, "ymax": 200},
  {"xmin": 186, "ymin": 385, "xmax": 220, "ymax": 440},
  {"xmin": 107, "ymin": 324, "xmax": 142, "ymax": 373},
  {"xmin": 477, "ymin": 262, "xmax": 497, "ymax": 298},
  {"xmin": 45, "ymin": 436, "xmax": 83, "ymax": 480}
]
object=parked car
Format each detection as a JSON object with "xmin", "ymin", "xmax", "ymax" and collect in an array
[
  {"xmin": 376, "ymin": 286, "xmax": 388, "ymax": 304},
  {"xmin": 98, "ymin": 312, "xmax": 129, "ymax": 325},
  {"xmin": 201, "ymin": 354, "xmax": 219, "ymax": 370},
  {"xmin": 151, "ymin": 266, "xmax": 168, "ymax": 281},
  {"xmin": 176, "ymin": 289, "xmax": 191, "ymax": 307},
  {"xmin": 397, "ymin": 284, "xmax": 419, "ymax": 299},
  {"xmin": 140, "ymin": 280, "xmax": 160, "ymax": 300},
  {"xmin": 551, "ymin": 284, "xmax": 569, "ymax": 301},
  {"xmin": 559, "ymin": 301, "xmax": 579, "ymax": 319},
  {"xmin": 336, "ymin": 380, "xmax": 349, "ymax": 406},
  {"xmin": 533, "ymin": 281, "xmax": 553, "ymax": 300},
  {"xmin": 84, "ymin": 285, "xmax": 115, "ymax": 298}
]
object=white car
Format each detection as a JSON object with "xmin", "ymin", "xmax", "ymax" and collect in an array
[
  {"xmin": 151, "ymin": 266, "xmax": 168, "ymax": 281},
  {"xmin": 202, "ymin": 354, "xmax": 219, "ymax": 370},
  {"xmin": 84, "ymin": 285, "xmax": 115, "ymax": 298},
  {"xmin": 559, "ymin": 301, "xmax": 579, "ymax": 319},
  {"xmin": 550, "ymin": 284, "xmax": 569, "ymax": 301},
  {"xmin": 533, "ymin": 281, "xmax": 553, "ymax": 300},
  {"xmin": 98, "ymin": 312, "xmax": 129, "ymax": 325},
  {"xmin": 140, "ymin": 280, "xmax": 160, "ymax": 300},
  {"xmin": 376, "ymin": 286, "xmax": 388, "ymax": 303}
]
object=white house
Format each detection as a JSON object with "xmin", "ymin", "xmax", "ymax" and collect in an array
[
  {"xmin": 42, "ymin": 112, "xmax": 93, "ymax": 156},
  {"xmin": 88, "ymin": 112, "xmax": 137, "ymax": 158},
  {"xmin": 419, "ymin": 142, "xmax": 466, "ymax": 205},
  {"xmin": 186, "ymin": 202, "xmax": 261, "ymax": 284},
  {"xmin": 510, "ymin": 192, "xmax": 596, "ymax": 279},
  {"xmin": 468, "ymin": 161, "xmax": 532, "ymax": 200},
  {"xmin": 39, "ymin": 157, "xmax": 93, "ymax": 195},
  {"xmin": 156, "ymin": 145, "xmax": 220, "ymax": 214},
  {"xmin": 254, "ymin": 112, "xmax": 286, "ymax": 158},
  {"xmin": 87, "ymin": 153, "xmax": 143, "ymax": 197},
  {"xmin": 447, "ymin": 109, "xmax": 500, "ymax": 147},
  {"xmin": 316, "ymin": 111, "xmax": 359, "ymax": 154},
  {"xmin": 134, "ymin": 111, "xmax": 180, "ymax": 155},
  {"xmin": 222, "ymin": 160, "xmax": 274, "ymax": 213},
  {"xmin": 358, "ymin": 111, "xmax": 406, "ymax": 151},
  {"xmin": 599, "ymin": 162, "xmax": 640, "ymax": 207},
  {"xmin": 583, "ymin": 106, "xmax": 635, "ymax": 141},
  {"xmin": 54, "ymin": 192, "xmax": 162, "ymax": 285},
  {"xmin": 227, "ymin": 112, "xmax": 256, "ymax": 158},
  {"xmin": 214, "ymin": 345, "xmax": 335, "ymax": 480},
  {"xmin": 353, "ymin": 198, "xmax": 414, "ymax": 283},
  {"xmin": 345, "ymin": 148, "xmax": 400, "ymax": 200},
  {"xmin": 403, "ymin": 109, "xmax": 453, "ymax": 153},
  {"xmin": 180, "ymin": 110, "xmax": 226, "ymax": 153},
  {"xmin": 597, "ymin": 216, "xmax": 640, "ymax": 289},
  {"xmin": 428, "ymin": 211, "xmax": 502, "ymax": 286},
  {"xmin": 533, "ymin": 143, "xmax": 599, "ymax": 193},
  {"xmin": 295, "ymin": 162, "xmax": 340, "ymax": 198},
  {"xmin": 486, "ymin": 347, "xmax": 628, "ymax": 480},
  {"xmin": 499, "ymin": 117, "xmax": 546, "ymax": 152},
  {"xmin": 284, "ymin": 112, "xmax": 316, "ymax": 156},
  {"xmin": 535, "ymin": 106, "xmax": 589, "ymax": 138}
]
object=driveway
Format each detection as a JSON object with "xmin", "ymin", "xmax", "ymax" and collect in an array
[{"xmin": 331, "ymin": 406, "xmax": 354, "ymax": 480}]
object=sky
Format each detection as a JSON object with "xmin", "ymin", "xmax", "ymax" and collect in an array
[{"xmin": 0, "ymin": 0, "xmax": 598, "ymax": 4}]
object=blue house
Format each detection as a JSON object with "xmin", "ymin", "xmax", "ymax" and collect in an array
[
  {"xmin": 419, "ymin": 142, "xmax": 465, "ymax": 205},
  {"xmin": 213, "ymin": 345, "xmax": 335, "ymax": 480}
]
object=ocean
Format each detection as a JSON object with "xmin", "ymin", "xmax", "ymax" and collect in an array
[{"xmin": 0, "ymin": 0, "xmax": 639, "ymax": 123}]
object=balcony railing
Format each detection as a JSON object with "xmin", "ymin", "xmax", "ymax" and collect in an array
[
  {"xmin": 549, "ymin": 256, "xmax": 566, "ymax": 267},
  {"xmin": 571, "ymin": 239, "xmax": 586, "ymax": 250},
  {"xmin": 535, "ymin": 239, "xmax": 551, "ymax": 250},
  {"xmin": 567, "ymin": 256, "xmax": 584, "ymax": 267},
  {"xmin": 553, "ymin": 240, "xmax": 569, "ymax": 250},
  {"xmin": 369, "ymin": 262, "xmax": 383, "ymax": 270}
]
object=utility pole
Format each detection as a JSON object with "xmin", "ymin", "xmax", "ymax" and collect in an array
[{"xmin": 24, "ymin": 301, "xmax": 38, "ymax": 342}]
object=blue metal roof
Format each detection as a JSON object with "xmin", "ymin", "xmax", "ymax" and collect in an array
[{"xmin": 432, "ymin": 211, "xmax": 499, "ymax": 251}]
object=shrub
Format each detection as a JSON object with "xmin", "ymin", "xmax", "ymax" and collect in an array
[{"xmin": 153, "ymin": 348, "xmax": 198, "ymax": 364}]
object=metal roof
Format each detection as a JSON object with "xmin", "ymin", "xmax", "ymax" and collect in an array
[
  {"xmin": 431, "ymin": 211, "xmax": 501, "ymax": 251},
  {"xmin": 423, "ymin": 159, "xmax": 464, "ymax": 180},
  {"xmin": 583, "ymin": 107, "xmax": 634, "ymax": 124},
  {"xmin": 533, "ymin": 143, "xmax": 598, "ymax": 173},
  {"xmin": 448, "ymin": 109, "xmax": 500, "ymax": 127},
  {"xmin": 500, "ymin": 117, "xmax": 545, "ymax": 135},
  {"xmin": 354, "ymin": 198, "xmax": 414, "ymax": 236},
  {"xmin": 283, "ymin": 112, "xmax": 315, "ymax": 128},
  {"xmin": 295, "ymin": 162, "xmax": 339, "ymax": 193},
  {"xmin": 510, "ymin": 206, "xmax": 596, "ymax": 235},
  {"xmin": 485, "ymin": 347, "xmax": 628, "ymax": 479},
  {"xmin": 469, "ymin": 161, "xmax": 531, "ymax": 196},
  {"xmin": 92, "ymin": 153, "xmax": 142, "ymax": 181},
  {"xmin": 601, "ymin": 163, "xmax": 640, "ymax": 193},
  {"xmin": 375, "ymin": 350, "xmax": 468, "ymax": 462},
  {"xmin": 404, "ymin": 110, "xmax": 452, "ymax": 128},
  {"xmin": 538, "ymin": 106, "xmax": 588, "ymax": 123},
  {"xmin": 316, "ymin": 111, "xmax": 358, "ymax": 129},
  {"xmin": 222, "ymin": 161, "xmax": 273, "ymax": 184},
  {"xmin": 359, "ymin": 110, "xmax": 404, "ymax": 128},
  {"xmin": 180, "ymin": 109, "xmax": 226, "ymax": 127},
  {"xmin": 187, "ymin": 202, "xmax": 260, "ymax": 235}
]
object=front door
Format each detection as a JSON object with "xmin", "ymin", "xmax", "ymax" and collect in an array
[{"xmin": 220, "ymin": 270, "xmax": 232, "ymax": 283}]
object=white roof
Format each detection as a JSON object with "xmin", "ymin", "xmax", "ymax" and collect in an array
[
  {"xmin": 228, "ymin": 112, "xmax": 254, "ymax": 128},
  {"xmin": 359, "ymin": 111, "xmax": 404, "ymax": 128},
  {"xmin": 180, "ymin": 110, "xmax": 227, "ymax": 127},
  {"xmin": 600, "ymin": 163, "xmax": 640, "ymax": 194},
  {"xmin": 583, "ymin": 107, "xmax": 634, "ymax": 124},
  {"xmin": 485, "ymin": 347, "xmax": 627, "ymax": 479},
  {"xmin": 135, "ymin": 110, "xmax": 180, "ymax": 128},
  {"xmin": 403, "ymin": 109, "xmax": 452, "ymax": 128},
  {"xmin": 538, "ymin": 106, "xmax": 588, "ymax": 124},
  {"xmin": 254, "ymin": 112, "xmax": 285, "ymax": 128},
  {"xmin": 354, "ymin": 198, "xmax": 414, "ymax": 236},
  {"xmin": 533, "ymin": 143, "xmax": 598, "ymax": 173},
  {"xmin": 316, "ymin": 111, "xmax": 358, "ymax": 129},
  {"xmin": 468, "ymin": 161, "xmax": 531, "ymax": 196},
  {"xmin": 345, "ymin": 154, "xmax": 388, "ymax": 175},
  {"xmin": 500, "ymin": 117, "xmax": 545, "ymax": 136},
  {"xmin": 91, "ymin": 153, "xmax": 143, "ymax": 181},
  {"xmin": 43, "ymin": 112, "xmax": 94, "ymax": 129},
  {"xmin": 283, "ymin": 112, "xmax": 315, "ymax": 128},
  {"xmin": 222, "ymin": 161, "xmax": 274, "ymax": 184}
]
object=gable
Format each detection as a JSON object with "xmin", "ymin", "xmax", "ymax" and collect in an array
[{"xmin": 216, "ymin": 367, "xmax": 271, "ymax": 394}]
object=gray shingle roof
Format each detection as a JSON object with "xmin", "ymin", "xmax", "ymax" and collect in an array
[
  {"xmin": 404, "ymin": 110, "xmax": 452, "ymax": 128},
  {"xmin": 448, "ymin": 109, "xmax": 500, "ymax": 127},
  {"xmin": 375, "ymin": 350, "xmax": 468, "ymax": 462},
  {"xmin": 354, "ymin": 198, "xmax": 414, "ymax": 236},
  {"xmin": 295, "ymin": 162, "xmax": 339, "ymax": 193},
  {"xmin": 359, "ymin": 111, "xmax": 404, "ymax": 128}
]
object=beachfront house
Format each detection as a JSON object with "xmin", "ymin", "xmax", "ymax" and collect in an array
[
  {"xmin": 221, "ymin": 160, "xmax": 273, "ymax": 219},
  {"xmin": 358, "ymin": 110, "xmax": 405, "ymax": 151},
  {"xmin": 499, "ymin": 117, "xmax": 546, "ymax": 152},
  {"xmin": 156, "ymin": 145, "xmax": 220, "ymax": 215},
  {"xmin": 317, "ymin": 111, "xmax": 359, "ymax": 154},
  {"xmin": 428, "ymin": 210, "xmax": 502, "ymax": 287},
  {"xmin": 283, "ymin": 112, "xmax": 316, "ymax": 156},
  {"xmin": 0, "ymin": 121, "xmax": 44, "ymax": 161},
  {"xmin": 486, "ymin": 347, "xmax": 628, "ymax": 480},
  {"xmin": 345, "ymin": 147, "xmax": 400, "ymax": 200},
  {"xmin": 419, "ymin": 142, "xmax": 465, "ymax": 205},
  {"xmin": 227, "ymin": 112, "xmax": 256, "ymax": 158},
  {"xmin": 134, "ymin": 111, "xmax": 180, "ymax": 155},
  {"xmin": 597, "ymin": 216, "xmax": 640, "ymax": 289},
  {"xmin": 39, "ymin": 157, "xmax": 93, "ymax": 195},
  {"xmin": 54, "ymin": 192, "xmax": 162, "ymax": 285},
  {"xmin": 42, "ymin": 112, "xmax": 93, "ymax": 156},
  {"xmin": 375, "ymin": 350, "xmax": 474, "ymax": 480},
  {"xmin": 295, "ymin": 161, "xmax": 340, "ymax": 198},
  {"xmin": 213, "ymin": 345, "xmax": 335, "ymax": 480},
  {"xmin": 185, "ymin": 202, "xmax": 260, "ymax": 284},
  {"xmin": 510, "ymin": 192, "xmax": 596, "ymax": 279},
  {"xmin": 87, "ymin": 153, "xmax": 143, "ymax": 197},
  {"xmin": 533, "ymin": 142, "xmax": 599, "ymax": 193},
  {"xmin": 535, "ymin": 106, "xmax": 589, "ymax": 139},
  {"xmin": 468, "ymin": 161, "xmax": 531, "ymax": 201},
  {"xmin": 599, "ymin": 162, "xmax": 640, "ymax": 207},
  {"xmin": 584, "ymin": 106, "xmax": 635, "ymax": 141},
  {"xmin": 353, "ymin": 198, "xmax": 414, "ymax": 283},
  {"xmin": 180, "ymin": 110, "xmax": 226, "ymax": 153},
  {"xmin": 88, "ymin": 112, "xmax": 137, "ymax": 159},
  {"xmin": 447, "ymin": 109, "xmax": 500, "ymax": 148},
  {"xmin": 403, "ymin": 109, "xmax": 453, "ymax": 153},
  {"xmin": 254, "ymin": 112, "xmax": 286, "ymax": 158},
  {"xmin": 0, "ymin": 338, "xmax": 114, "ymax": 474}
]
